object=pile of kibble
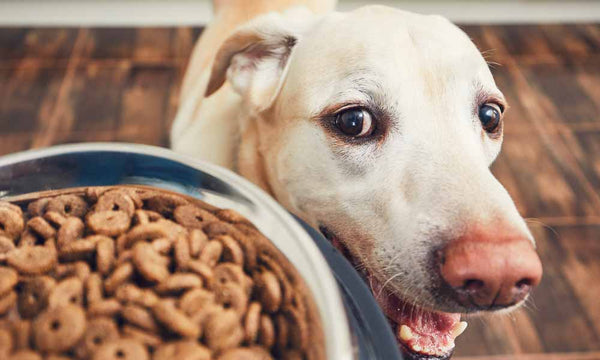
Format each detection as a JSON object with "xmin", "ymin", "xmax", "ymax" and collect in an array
[{"xmin": 0, "ymin": 186, "xmax": 323, "ymax": 360}]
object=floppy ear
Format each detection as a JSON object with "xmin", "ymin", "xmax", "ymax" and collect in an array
[{"xmin": 205, "ymin": 10, "xmax": 311, "ymax": 112}]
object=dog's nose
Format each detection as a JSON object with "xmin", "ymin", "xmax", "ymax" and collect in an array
[{"xmin": 439, "ymin": 227, "xmax": 542, "ymax": 309}]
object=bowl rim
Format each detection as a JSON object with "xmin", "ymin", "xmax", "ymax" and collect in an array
[{"xmin": 0, "ymin": 142, "xmax": 355, "ymax": 360}]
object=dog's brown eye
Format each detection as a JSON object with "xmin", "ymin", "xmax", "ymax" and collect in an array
[
  {"xmin": 335, "ymin": 108, "xmax": 374, "ymax": 137},
  {"xmin": 478, "ymin": 103, "xmax": 502, "ymax": 132}
]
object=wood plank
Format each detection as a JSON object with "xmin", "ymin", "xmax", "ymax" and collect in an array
[
  {"xmin": 85, "ymin": 28, "xmax": 136, "ymax": 59},
  {"xmin": 30, "ymin": 29, "xmax": 86, "ymax": 148},
  {"xmin": 133, "ymin": 27, "xmax": 174, "ymax": 61},
  {"xmin": 457, "ymin": 351, "xmax": 600, "ymax": 360},
  {"xmin": 520, "ymin": 64, "xmax": 598, "ymax": 125},
  {"xmin": 69, "ymin": 61, "xmax": 131, "ymax": 133},
  {"xmin": 492, "ymin": 131, "xmax": 600, "ymax": 218},
  {"xmin": 117, "ymin": 64, "xmax": 174, "ymax": 145},
  {"xmin": 457, "ymin": 223, "xmax": 600, "ymax": 356},
  {"xmin": 526, "ymin": 224, "xmax": 600, "ymax": 352},
  {"xmin": 0, "ymin": 59, "xmax": 67, "ymax": 134},
  {"xmin": 0, "ymin": 133, "xmax": 31, "ymax": 156}
]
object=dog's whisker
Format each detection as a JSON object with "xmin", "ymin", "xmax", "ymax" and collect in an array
[
  {"xmin": 377, "ymin": 272, "xmax": 404, "ymax": 299},
  {"xmin": 525, "ymin": 217, "xmax": 560, "ymax": 240}
]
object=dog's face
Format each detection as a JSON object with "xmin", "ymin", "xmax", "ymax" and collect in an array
[{"xmin": 206, "ymin": 5, "xmax": 542, "ymax": 359}]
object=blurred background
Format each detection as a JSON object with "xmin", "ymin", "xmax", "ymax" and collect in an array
[{"xmin": 0, "ymin": 1, "xmax": 599, "ymax": 359}]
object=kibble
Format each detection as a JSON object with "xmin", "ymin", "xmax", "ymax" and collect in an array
[{"xmin": 0, "ymin": 186, "xmax": 323, "ymax": 359}]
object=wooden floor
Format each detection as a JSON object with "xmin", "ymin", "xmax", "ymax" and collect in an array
[{"xmin": 1, "ymin": 25, "xmax": 599, "ymax": 359}]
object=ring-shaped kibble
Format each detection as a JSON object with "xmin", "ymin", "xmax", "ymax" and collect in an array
[
  {"xmin": 95, "ymin": 190, "xmax": 136, "ymax": 217},
  {"xmin": 7, "ymin": 246, "xmax": 57, "ymax": 275},
  {"xmin": 26, "ymin": 217, "xmax": 56, "ymax": 240},
  {"xmin": 75, "ymin": 317, "xmax": 119, "ymax": 359},
  {"xmin": 219, "ymin": 235, "xmax": 245, "ymax": 266},
  {"xmin": 56, "ymin": 217, "xmax": 84, "ymax": 248},
  {"xmin": 244, "ymin": 302, "xmax": 262, "ymax": 343},
  {"xmin": 85, "ymin": 273, "xmax": 103, "ymax": 304},
  {"xmin": 187, "ymin": 260, "xmax": 214, "ymax": 288},
  {"xmin": 214, "ymin": 263, "xmax": 249, "ymax": 290},
  {"xmin": 114, "ymin": 284, "xmax": 159, "ymax": 308},
  {"xmin": 33, "ymin": 304, "xmax": 86, "ymax": 352},
  {"xmin": 48, "ymin": 277, "xmax": 84, "ymax": 308},
  {"xmin": 204, "ymin": 308, "xmax": 245, "ymax": 352},
  {"xmin": 0, "ymin": 207, "xmax": 24, "ymax": 240},
  {"xmin": 0, "ymin": 327, "xmax": 13, "ymax": 355},
  {"xmin": 188, "ymin": 229, "xmax": 208, "ymax": 257},
  {"xmin": 145, "ymin": 193, "xmax": 188, "ymax": 217},
  {"xmin": 0, "ymin": 291, "xmax": 17, "ymax": 315},
  {"xmin": 121, "ymin": 325, "xmax": 162, "ymax": 349},
  {"xmin": 178, "ymin": 288, "xmax": 215, "ymax": 316},
  {"xmin": 125, "ymin": 221, "xmax": 182, "ymax": 249},
  {"xmin": 8, "ymin": 350, "xmax": 42, "ymax": 360},
  {"xmin": 12, "ymin": 319, "xmax": 32, "ymax": 351},
  {"xmin": 0, "ymin": 267, "xmax": 18, "ymax": 296},
  {"xmin": 0, "ymin": 236, "xmax": 15, "ymax": 258},
  {"xmin": 91, "ymin": 339, "xmax": 149, "ymax": 360},
  {"xmin": 95, "ymin": 236, "xmax": 116, "ymax": 276},
  {"xmin": 218, "ymin": 346, "xmax": 274, "ymax": 360},
  {"xmin": 43, "ymin": 211, "xmax": 67, "ymax": 227},
  {"xmin": 214, "ymin": 282, "xmax": 248, "ymax": 316},
  {"xmin": 155, "ymin": 273, "xmax": 203, "ymax": 295},
  {"xmin": 132, "ymin": 210, "xmax": 163, "ymax": 226},
  {"xmin": 153, "ymin": 341, "xmax": 211, "ymax": 360},
  {"xmin": 87, "ymin": 210, "xmax": 131, "ymax": 237},
  {"xmin": 17, "ymin": 276, "xmax": 55, "ymax": 318},
  {"xmin": 255, "ymin": 270, "xmax": 282, "ymax": 314},
  {"xmin": 88, "ymin": 299, "xmax": 122, "ymax": 318},
  {"xmin": 132, "ymin": 243, "xmax": 170, "ymax": 283},
  {"xmin": 152, "ymin": 300, "xmax": 200, "ymax": 338},
  {"xmin": 204, "ymin": 221, "xmax": 258, "ymax": 271},
  {"xmin": 0, "ymin": 202, "xmax": 22, "ymax": 216},
  {"xmin": 27, "ymin": 198, "xmax": 49, "ymax": 217},
  {"xmin": 214, "ymin": 209, "xmax": 251, "ymax": 225},
  {"xmin": 199, "ymin": 240, "xmax": 223, "ymax": 268},
  {"xmin": 275, "ymin": 314, "xmax": 289, "ymax": 351},
  {"xmin": 46, "ymin": 195, "xmax": 88, "ymax": 218},
  {"xmin": 54, "ymin": 261, "xmax": 90, "ymax": 281},
  {"xmin": 285, "ymin": 306, "xmax": 309, "ymax": 351},
  {"xmin": 151, "ymin": 238, "xmax": 173, "ymax": 254},
  {"xmin": 174, "ymin": 235, "xmax": 191, "ymax": 270},
  {"xmin": 58, "ymin": 239, "xmax": 96, "ymax": 262},
  {"xmin": 104, "ymin": 262, "xmax": 134, "ymax": 294},
  {"xmin": 173, "ymin": 204, "xmax": 218, "ymax": 229},
  {"xmin": 120, "ymin": 304, "xmax": 160, "ymax": 332}
]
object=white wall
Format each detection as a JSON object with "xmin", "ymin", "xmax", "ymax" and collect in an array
[{"xmin": 0, "ymin": 0, "xmax": 599, "ymax": 26}]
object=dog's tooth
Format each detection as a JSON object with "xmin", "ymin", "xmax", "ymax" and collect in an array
[
  {"xmin": 451, "ymin": 321, "xmax": 468, "ymax": 339},
  {"xmin": 412, "ymin": 344, "xmax": 422, "ymax": 352},
  {"xmin": 399, "ymin": 324, "xmax": 414, "ymax": 341}
]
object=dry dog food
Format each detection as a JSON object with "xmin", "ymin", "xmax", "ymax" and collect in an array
[{"xmin": 0, "ymin": 186, "xmax": 324, "ymax": 360}]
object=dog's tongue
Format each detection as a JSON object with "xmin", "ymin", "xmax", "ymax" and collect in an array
[
  {"xmin": 327, "ymin": 234, "xmax": 467, "ymax": 357},
  {"xmin": 369, "ymin": 275, "xmax": 467, "ymax": 357}
]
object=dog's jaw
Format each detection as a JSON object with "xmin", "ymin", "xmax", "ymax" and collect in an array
[{"xmin": 319, "ymin": 226, "xmax": 467, "ymax": 359}]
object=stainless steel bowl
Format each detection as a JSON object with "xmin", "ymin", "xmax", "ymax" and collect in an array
[{"xmin": 0, "ymin": 143, "xmax": 354, "ymax": 360}]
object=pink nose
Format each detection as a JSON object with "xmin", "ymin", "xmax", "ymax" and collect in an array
[{"xmin": 440, "ymin": 226, "xmax": 543, "ymax": 309}]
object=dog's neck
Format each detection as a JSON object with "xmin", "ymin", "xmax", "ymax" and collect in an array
[{"xmin": 236, "ymin": 113, "xmax": 277, "ymax": 197}]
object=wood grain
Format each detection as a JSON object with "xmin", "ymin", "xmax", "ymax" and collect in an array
[{"xmin": 0, "ymin": 25, "xmax": 599, "ymax": 360}]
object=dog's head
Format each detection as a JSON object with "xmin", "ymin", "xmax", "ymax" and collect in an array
[{"xmin": 206, "ymin": 6, "xmax": 542, "ymax": 358}]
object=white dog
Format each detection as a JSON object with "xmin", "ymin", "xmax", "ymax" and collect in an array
[{"xmin": 171, "ymin": 1, "xmax": 543, "ymax": 358}]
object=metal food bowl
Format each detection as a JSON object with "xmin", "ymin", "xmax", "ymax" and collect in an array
[{"xmin": 0, "ymin": 143, "xmax": 401, "ymax": 360}]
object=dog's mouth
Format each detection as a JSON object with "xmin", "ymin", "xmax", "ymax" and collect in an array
[{"xmin": 319, "ymin": 226, "xmax": 467, "ymax": 360}]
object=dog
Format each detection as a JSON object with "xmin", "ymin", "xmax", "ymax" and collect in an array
[{"xmin": 171, "ymin": 1, "xmax": 543, "ymax": 358}]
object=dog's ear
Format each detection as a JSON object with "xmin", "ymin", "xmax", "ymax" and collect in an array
[{"xmin": 205, "ymin": 10, "xmax": 312, "ymax": 112}]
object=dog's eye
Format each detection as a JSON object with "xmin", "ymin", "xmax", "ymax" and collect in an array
[
  {"xmin": 478, "ymin": 103, "xmax": 503, "ymax": 132},
  {"xmin": 335, "ymin": 108, "xmax": 374, "ymax": 137}
]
